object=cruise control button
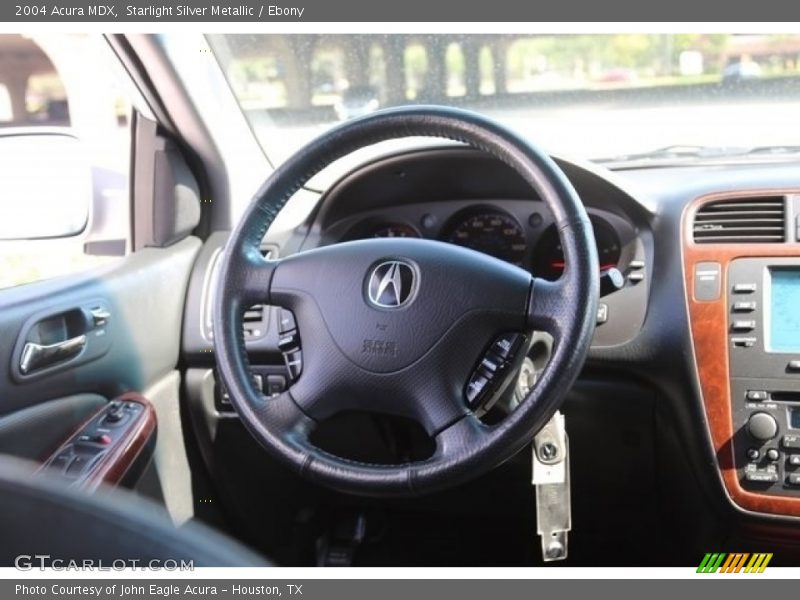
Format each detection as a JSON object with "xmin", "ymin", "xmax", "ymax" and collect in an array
[
  {"xmin": 278, "ymin": 309, "xmax": 297, "ymax": 334},
  {"xmin": 490, "ymin": 333, "xmax": 522, "ymax": 360},
  {"xmin": 466, "ymin": 373, "xmax": 491, "ymax": 406},
  {"xmin": 266, "ymin": 375, "xmax": 287, "ymax": 397},
  {"xmin": 284, "ymin": 351, "xmax": 303, "ymax": 380}
]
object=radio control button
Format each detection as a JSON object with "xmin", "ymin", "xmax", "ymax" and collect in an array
[
  {"xmin": 787, "ymin": 473, "xmax": 800, "ymax": 486},
  {"xmin": 733, "ymin": 283, "xmax": 757, "ymax": 294},
  {"xmin": 732, "ymin": 337, "xmax": 757, "ymax": 348},
  {"xmin": 746, "ymin": 448, "xmax": 761, "ymax": 461},
  {"xmin": 782, "ymin": 434, "xmax": 800, "ymax": 449},
  {"xmin": 766, "ymin": 448, "xmax": 780, "ymax": 462},
  {"xmin": 745, "ymin": 471, "xmax": 779, "ymax": 483},
  {"xmin": 748, "ymin": 412, "xmax": 778, "ymax": 441},
  {"xmin": 787, "ymin": 454, "xmax": 800, "ymax": 467},
  {"xmin": 787, "ymin": 360, "xmax": 800, "ymax": 372},
  {"xmin": 746, "ymin": 390, "xmax": 768, "ymax": 401},
  {"xmin": 733, "ymin": 301, "xmax": 757, "ymax": 312},
  {"xmin": 732, "ymin": 320, "xmax": 756, "ymax": 332}
]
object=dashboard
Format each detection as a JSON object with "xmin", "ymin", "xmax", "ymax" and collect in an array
[{"xmin": 181, "ymin": 141, "xmax": 800, "ymax": 539}]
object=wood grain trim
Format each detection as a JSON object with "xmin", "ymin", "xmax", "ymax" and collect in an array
[
  {"xmin": 84, "ymin": 392, "xmax": 157, "ymax": 491},
  {"xmin": 682, "ymin": 189, "xmax": 800, "ymax": 516},
  {"xmin": 37, "ymin": 392, "xmax": 157, "ymax": 492}
]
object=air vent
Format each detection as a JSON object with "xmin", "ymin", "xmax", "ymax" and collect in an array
[{"xmin": 693, "ymin": 196, "xmax": 786, "ymax": 244}]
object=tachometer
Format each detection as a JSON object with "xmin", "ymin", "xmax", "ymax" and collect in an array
[
  {"xmin": 532, "ymin": 216, "xmax": 621, "ymax": 281},
  {"xmin": 444, "ymin": 211, "xmax": 527, "ymax": 266}
]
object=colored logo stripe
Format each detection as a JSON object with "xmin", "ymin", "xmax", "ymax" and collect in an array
[
  {"xmin": 744, "ymin": 553, "xmax": 773, "ymax": 573},
  {"xmin": 697, "ymin": 553, "xmax": 772, "ymax": 573}
]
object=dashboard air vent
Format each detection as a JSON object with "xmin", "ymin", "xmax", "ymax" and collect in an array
[{"xmin": 693, "ymin": 196, "xmax": 786, "ymax": 244}]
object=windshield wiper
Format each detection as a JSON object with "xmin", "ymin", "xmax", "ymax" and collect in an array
[{"xmin": 596, "ymin": 144, "xmax": 800, "ymax": 165}]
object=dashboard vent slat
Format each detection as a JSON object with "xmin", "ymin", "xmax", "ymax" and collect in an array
[{"xmin": 693, "ymin": 196, "xmax": 786, "ymax": 244}]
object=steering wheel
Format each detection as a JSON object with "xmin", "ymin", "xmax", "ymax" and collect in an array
[{"xmin": 212, "ymin": 106, "xmax": 598, "ymax": 497}]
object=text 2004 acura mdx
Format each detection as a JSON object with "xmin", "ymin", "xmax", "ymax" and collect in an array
[{"xmin": 1, "ymin": 32, "xmax": 800, "ymax": 567}]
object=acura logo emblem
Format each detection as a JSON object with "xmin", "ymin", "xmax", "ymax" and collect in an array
[{"xmin": 367, "ymin": 260, "xmax": 417, "ymax": 308}]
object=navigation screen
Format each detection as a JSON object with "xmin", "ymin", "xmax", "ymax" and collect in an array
[{"xmin": 769, "ymin": 269, "xmax": 800, "ymax": 352}]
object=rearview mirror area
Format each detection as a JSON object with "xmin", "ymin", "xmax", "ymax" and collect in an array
[{"xmin": 0, "ymin": 131, "xmax": 91, "ymax": 240}]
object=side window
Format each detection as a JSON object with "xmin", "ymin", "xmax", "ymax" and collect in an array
[{"xmin": 0, "ymin": 34, "xmax": 133, "ymax": 290}]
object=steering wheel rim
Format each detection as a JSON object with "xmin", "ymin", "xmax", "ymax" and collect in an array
[{"xmin": 212, "ymin": 106, "xmax": 598, "ymax": 497}]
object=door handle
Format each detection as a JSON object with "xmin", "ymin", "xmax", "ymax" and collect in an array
[{"xmin": 19, "ymin": 335, "xmax": 87, "ymax": 374}]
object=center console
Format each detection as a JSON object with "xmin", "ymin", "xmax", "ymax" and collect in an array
[
  {"xmin": 684, "ymin": 190, "xmax": 800, "ymax": 517},
  {"xmin": 728, "ymin": 258, "xmax": 800, "ymax": 495}
]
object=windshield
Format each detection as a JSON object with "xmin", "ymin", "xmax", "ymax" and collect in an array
[{"xmin": 207, "ymin": 33, "xmax": 800, "ymax": 168}]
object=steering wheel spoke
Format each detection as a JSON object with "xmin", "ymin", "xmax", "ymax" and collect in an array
[
  {"xmin": 527, "ymin": 277, "xmax": 569, "ymax": 340},
  {"xmin": 231, "ymin": 246, "xmax": 279, "ymax": 307}
]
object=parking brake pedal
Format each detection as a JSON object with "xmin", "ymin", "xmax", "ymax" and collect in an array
[
  {"xmin": 532, "ymin": 411, "xmax": 571, "ymax": 562},
  {"xmin": 316, "ymin": 513, "xmax": 367, "ymax": 567}
]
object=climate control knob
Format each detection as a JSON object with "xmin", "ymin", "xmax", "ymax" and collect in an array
[{"xmin": 747, "ymin": 412, "xmax": 778, "ymax": 441}]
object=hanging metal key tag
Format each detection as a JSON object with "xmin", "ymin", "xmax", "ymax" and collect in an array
[{"xmin": 531, "ymin": 410, "xmax": 571, "ymax": 562}]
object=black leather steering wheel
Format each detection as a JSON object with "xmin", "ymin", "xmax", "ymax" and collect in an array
[{"xmin": 212, "ymin": 106, "xmax": 598, "ymax": 497}]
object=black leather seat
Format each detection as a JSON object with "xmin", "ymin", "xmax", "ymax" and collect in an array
[{"xmin": 0, "ymin": 457, "xmax": 269, "ymax": 567}]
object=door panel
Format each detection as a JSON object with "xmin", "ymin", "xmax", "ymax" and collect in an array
[
  {"xmin": 0, "ymin": 394, "xmax": 105, "ymax": 461},
  {"xmin": 0, "ymin": 237, "xmax": 201, "ymax": 492},
  {"xmin": 0, "ymin": 237, "xmax": 200, "ymax": 415}
]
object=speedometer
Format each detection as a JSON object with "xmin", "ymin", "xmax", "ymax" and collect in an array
[{"xmin": 444, "ymin": 211, "xmax": 527, "ymax": 266}]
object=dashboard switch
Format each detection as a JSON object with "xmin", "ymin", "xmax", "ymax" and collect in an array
[
  {"xmin": 596, "ymin": 303, "xmax": 609, "ymax": 325},
  {"xmin": 746, "ymin": 390, "xmax": 768, "ymax": 401},
  {"xmin": 278, "ymin": 309, "xmax": 297, "ymax": 334},
  {"xmin": 464, "ymin": 332, "xmax": 526, "ymax": 410},
  {"xmin": 782, "ymin": 434, "xmax": 800, "ymax": 449},
  {"xmin": 694, "ymin": 262, "xmax": 721, "ymax": 301},
  {"xmin": 731, "ymin": 320, "xmax": 756, "ymax": 332},
  {"xmin": 787, "ymin": 360, "xmax": 800, "ymax": 372},
  {"xmin": 490, "ymin": 333, "xmax": 523, "ymax": 360},
  {"xmin": 745, "ymin": 470, "xmax": 779, "ymax": 483},
  {"xmin": 733, "ymin": 301, "xmax": 756, "ymax": 312},
  {"xmin": 733, "ymin": 283, "xmax": 757, "ymax": 294},
  {"xmin": 787, "ymin": 454, "xmax": 800, "ymax": 467}
]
